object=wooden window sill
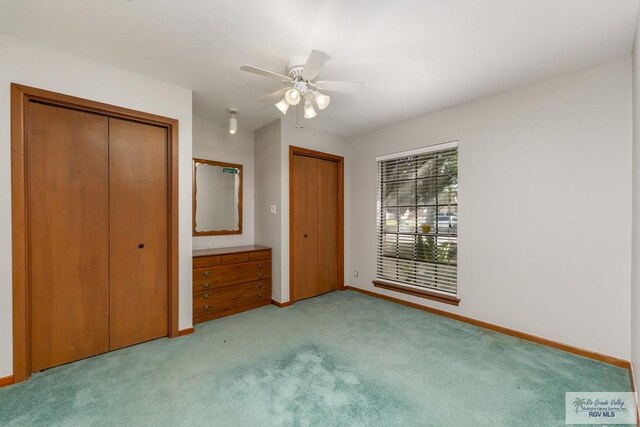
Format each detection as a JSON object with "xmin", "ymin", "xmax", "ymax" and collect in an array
[{"xmin": 372, "ymin": 280, "xmax": 460, "ymax": 306}]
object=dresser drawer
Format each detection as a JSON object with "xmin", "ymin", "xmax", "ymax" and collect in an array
[
  {"xmin": 248, "ymin": 250, "xmax": 271, "ymax": 261},
  {"xmin": 193, "ymin": 277, "xmax": 269, "ymax": 294},
  {"xmin": 221, "ymin": 253, "xmax": 249, "ymax": 264},
  {"xmin": 193, "ymin": 260, "xmax": 271, "ymax": 288},
  {"xmin": 193, "ymin": 255, "xmax": 221, "ymax": 269},
  {"xmin": 194, "ymin": 299, "xmax": 270, "ymax": 324},
  {"xmin": 193, "ymin": 280, "xmax": 271, "ymax": 314}
]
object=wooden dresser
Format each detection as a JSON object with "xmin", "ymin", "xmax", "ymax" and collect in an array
[{"xmin": 192, "ymin": 245, "xmax": 272, "ymax": 324}]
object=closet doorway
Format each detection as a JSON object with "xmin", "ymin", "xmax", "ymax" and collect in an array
[
  {"xmin": 11, "ymin": 84, "xmax": 180, "ymax": 383},
  {"xmin": 289, "ymin": 146, "xmax": 344, "ymax": 302}
]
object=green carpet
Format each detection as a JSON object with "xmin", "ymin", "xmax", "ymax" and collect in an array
[{"xmin": 0, "ymin": 291, "xmax": 633, "ymax": 426}]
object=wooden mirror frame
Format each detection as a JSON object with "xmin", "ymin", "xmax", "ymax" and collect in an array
[{"xmin": 192, "ymin": 158, "xmax": 243, "ymax": 236}]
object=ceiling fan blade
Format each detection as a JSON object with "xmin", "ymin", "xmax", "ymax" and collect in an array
[
  {"xmin": 314, "ymin": 80, "xmax": 365, "ymax": 93},
  {"xmin": 256, "ymin": 88, "xmax": 288, "ymax": 103},
  {"xmin": 240, "ymin": 65, "xmax": 291, "ymax": 83},
  {"xmin": 301, "ymin": 50, "xmax": 331, "ymax": 80}
]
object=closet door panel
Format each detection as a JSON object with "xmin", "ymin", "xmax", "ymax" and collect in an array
[
  {"xmin": 28, "ymin": 102, "xmax": 110, "ymax": 371},
  {"xmin": 109, "ymin": 118, "xmax": 168, "ymax": 350},
  {"xmin": 318, "ymin": 159, "xmax": 339, "ymax": 295},
  {"xmin": 292, "ymin": 155, "xmax": 319, "ymax": 301}
]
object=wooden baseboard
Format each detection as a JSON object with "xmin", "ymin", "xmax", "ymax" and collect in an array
[
  {"xmin": 345, "ymin": 285, "xmax": 630, "ymax": 369},
  {"xmin": 0, "ymin": 375, "xmax": 14, "ymax": 388},
  {"xmin": 178, "ymin": 327, "xmax": 194, "ymax": 337},
  {"xmin": 271, "ymin": 299, "xmax": 293, "ymax": 308}
]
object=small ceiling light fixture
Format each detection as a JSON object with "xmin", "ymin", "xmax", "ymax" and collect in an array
[{"xmin": 227, "ymin": 108, "xmax": 238, "ymax": 134}]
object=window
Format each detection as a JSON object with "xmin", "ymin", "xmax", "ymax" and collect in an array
[{"xmin": 376, "ymin": 142, "xmax": 458, "ymax": 296}]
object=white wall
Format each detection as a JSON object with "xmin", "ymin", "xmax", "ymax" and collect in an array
[
  {"xmin": 254, "ymin": 120, "xmax": 283, "ymax": 301},
  {"xmin": 192, "ymin": 116, "xmax": 254, "ymax": 249},
  {"xmin": 348, "ymin": 57, "xmax": 633, "ymax": 359},
  {"xmin": 0, "ymin": 34, "xmax": 193, "ymax": 378},
  {"xmin": 631, "ymin": 6, "xmax": 640, "ymax": 375}
]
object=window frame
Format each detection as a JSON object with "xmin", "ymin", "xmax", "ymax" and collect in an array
[{"xmin": 374, "ymin": 141, "xmax": 460, "ymax": 305}]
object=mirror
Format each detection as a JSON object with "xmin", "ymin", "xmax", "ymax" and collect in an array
[{"xmin": 193, "ymin": 158, "xmax": 242, "ymax": 236}]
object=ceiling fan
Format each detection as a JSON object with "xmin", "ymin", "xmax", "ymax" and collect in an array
[{"xmin": 240, "ymin": 49, "xmax": 364, "ymax": 122}]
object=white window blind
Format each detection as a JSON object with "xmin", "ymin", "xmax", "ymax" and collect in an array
[{"xmin": 376, "ymin": 142, "xmax": 458, "ymax": 294}]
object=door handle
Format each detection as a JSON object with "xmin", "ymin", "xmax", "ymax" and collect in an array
[
  {"xmin": 138, "ymin": 243, "xmax": 145, "ymax": 249},
  {"xmin": 304, "ymin": 234, "xmax": 308, "ymax": 238}
]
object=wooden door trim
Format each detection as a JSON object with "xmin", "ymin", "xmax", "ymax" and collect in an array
[
  {"xmin": 10, "ymin": 83, "xmax": 180, "ymax": 383},
  {"xmin": 289, "ymin": 146, "xmax": 345, "ymax": 304}
]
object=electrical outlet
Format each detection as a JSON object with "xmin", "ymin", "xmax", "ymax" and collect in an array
[
  {"xmin": 354, "ymin": 271, "xmax": 359, "ymax": 277},
  {"xmin": 270, "ymin": 205, "xmax": 277, "ymax": 215}
]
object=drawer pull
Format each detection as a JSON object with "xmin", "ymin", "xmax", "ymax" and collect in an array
[
  {"xmin": 257, "ymin": 282, "xmax": 263, "ymax": 288},
  {"xmin": 202, "ymin": 282, "xmax": 211, "ymax": 289},
  {"xmin": 257, "ymin": 292, "xmax": 264, "ymax": 298},
  {"xmin": 258, "ymin": 273, "xmax": 263, "ymax": 278},
  {"xmin": 203, "ymin": 293, "xmax": 210, "ymax": 299},
  {"xmin": 202, "ymin": 271, "xmax": 210, "ymax": 277},
  {"xmin": 258, "ymin": 263, "xmax": 263, "ymax": 268},
  {"xmin": 203, "ymin": 305, "xmax": 211, "ymax": 312}
]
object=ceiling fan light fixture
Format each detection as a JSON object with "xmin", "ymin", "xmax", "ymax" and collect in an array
[
  {"xmin": 303, "ymin": 100, "xmax": 317, "ymax": 119},
  {"xmin": 314, "ymin": 92, "xmax": 330, "ymax": 110},
  {"xmin": 284, "ymin": 88, "xmax": 300, "ymax": 105},
  {"xmin": 275, "ymin": 98, "xmax": 290, "ymax": 115},
  {"xmin": 241, "ymin": 49, "xmax": 365, "ymax": 124}
]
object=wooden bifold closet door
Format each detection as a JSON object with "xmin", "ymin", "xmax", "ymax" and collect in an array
[
  {"xmin": 109, "ymin": 118, "xmax": 168, "ymax": 351},
  {"xmin": 28, "ymin": 103, "xmax": 111, "ymax": 372},
  {"xmin": 28, "ymin": 102, "xmax": 168, "ymax": 372},
  {"xmin": 292, "ymin": 153, "xmax": 340, "ymax": 301}
]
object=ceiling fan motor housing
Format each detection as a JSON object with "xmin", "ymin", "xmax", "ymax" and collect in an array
[{"xmin": 286, "ymin": 56, "xmax": 308, "ymax": 79}]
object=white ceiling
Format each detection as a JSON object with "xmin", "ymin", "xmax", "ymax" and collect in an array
[{"xmin": 0, "ymin": 0, "xmax": 637, "ymax": 136}]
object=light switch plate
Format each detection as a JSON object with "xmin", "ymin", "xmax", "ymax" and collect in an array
[{"xmin": 270, "ymin": 205, "xmax": 277, "ymax": 215}]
